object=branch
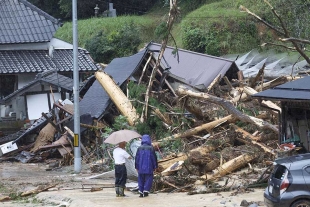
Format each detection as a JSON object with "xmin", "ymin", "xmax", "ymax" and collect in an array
[
  {"xmin": 177, "ymin": 86, "xmax": 279, "ymax": 133},
  {"xmin": 279, "ymin": 38, "xmax": 310, "ymax": 45},
  {"xmin": 264, "ymin": 0, "xmax": 290, "ymax": 36},
  {"xmin": 240, "ymin": 4, "xmax": 310, "ymax": 64},
  {"xmin": 261, "ymin": 42, "xmax": 296, "ymax": 51},
  {"xmin": 239, "ymin": 5, "xmax": 285, "ymax": 36}
]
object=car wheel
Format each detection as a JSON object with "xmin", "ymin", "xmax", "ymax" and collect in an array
[{"xmin": 291, "ymin": 200, "xmax": 310, "ymax": 207}]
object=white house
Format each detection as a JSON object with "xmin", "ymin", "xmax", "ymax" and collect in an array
[{"xmin": 0, "ymin": 0, "xmax": 100, "ymax": 122}]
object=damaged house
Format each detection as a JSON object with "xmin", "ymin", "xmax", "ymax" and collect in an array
[
  {"xmin": 253, "ymin": 76, "xmax": 310, "ymax": 152},
  {"xmin": 0, "ymin": 0, "xmax": 100, "ymax": 122},
  {"xmin": 79, "ymin": 42, "xmax": 240, "ymax": 124}
]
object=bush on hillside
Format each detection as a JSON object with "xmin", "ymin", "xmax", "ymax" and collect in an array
[
  {"xmin": 182, "ymin": 28, "xmax": 206, "ymax": 53},
  {"xmin": 85, "ymin": 22, "xmax": 141, "ymax": 63}
]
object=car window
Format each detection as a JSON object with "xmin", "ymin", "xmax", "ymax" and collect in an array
[
  {"xmin": 305, "ymin": 166, "xmax": 310, "ymax": 174},
  {"xmin": 273, "ymin": 165, "xmax": 287, "ymax": 179}
]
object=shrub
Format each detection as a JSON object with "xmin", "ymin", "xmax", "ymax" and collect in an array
[
  {"xmin": 85, "ymin": 22, "xmax": 141, "ymax": 63},
  {"xmin": 182, "ymin": 27, "xmax": 207, "ymax": 53}
]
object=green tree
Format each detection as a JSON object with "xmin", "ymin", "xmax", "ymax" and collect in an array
[{"xmin": 85, "ymin": 22, "xmax": 141, "ymax": 63}]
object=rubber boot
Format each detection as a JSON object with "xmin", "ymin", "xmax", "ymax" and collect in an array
[
  {"xmin": 139, "ymin": 191, "xmax": 144, "ymax": 198},
  {"xmin": 115, "ymin": 187, "xmax": 119, "ymax": 197},
  {"xmin": 119, "ymin": 187, "xmax": 125, "ymax": 197},
  {"xmin": 143, "ymin": 191, "xmax": 149, "ymax": 197}
]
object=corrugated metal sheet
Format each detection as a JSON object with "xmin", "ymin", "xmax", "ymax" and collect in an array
[
  {"xmin": 79, "ymin": 49, "xmax": 147, "ymax": 119},
  {"xmin": 252, "ymin": 76, "xmax": 310, "ymax": 101},
  {"xmin": 147, "ymin": 42, "xmax": 239, "ymax": 88},
  {"xmin": 0, "ymin": 0, "xmax": 61, "ymax": 44},
  {"xmin": 0, "ymin": 49, "xmax": 100, "ymax": 74}
]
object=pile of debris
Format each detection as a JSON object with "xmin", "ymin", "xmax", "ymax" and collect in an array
[{"xmin": 0, "ymin": 43, "xmax": 308, "ymax": 196}]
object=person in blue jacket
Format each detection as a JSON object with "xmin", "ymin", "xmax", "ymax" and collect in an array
[{"xmin": 135, "ymin": 134, "xmax": 158, "ymax": 197}]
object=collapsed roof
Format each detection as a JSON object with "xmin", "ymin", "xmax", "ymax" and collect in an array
[
  {"xmin": 252, "ymin": 76, "xmax": 310, "ymax": 102},
  {"xmin": 79, "ymin": 49, "xmax": 147, "ymax": 119},
  {"xmin": 147, "ymin": 42, "xmax": 239, "ymax": 89}
]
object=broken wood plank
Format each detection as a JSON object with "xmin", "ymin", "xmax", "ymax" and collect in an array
[
  {"xmin": 64, "ymin": 126, "xmax": 89, "ymax": 157},
  {"xmin": 21, "ymin": 184, "xmax": 57, "ymax": 197},
  {"xmin": 161, "ymin": 160, "xmax": 184, "ymax": 176},
  {"xmin": 207, "ymin": 74, "xmax": 221, "ymax": 92},
  {"xmin": 223, "ymin": 76, "xmax": 233, "ymax": 90},
  {"xmin": 242, "ymin": 86, "xmax": 281, "ymax": 114}
]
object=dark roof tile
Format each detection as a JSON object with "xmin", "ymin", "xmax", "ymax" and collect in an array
[
  {"xmin": 0, "ymin": 0, "xmax": 61, "ymax": 44},
  {"xmin": 0, "ymin": 49, "xmax": 100, "ymax": 74}
]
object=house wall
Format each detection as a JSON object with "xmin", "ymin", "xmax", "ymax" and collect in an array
[
  {"xmin": 27, "ymin": 93, "xmax": 61, "ymax": 121},
  {"xmin": 0, "ymin": 105, "xmax": 6, "ymax": 117},
  {"xmin": 4, "ymin": 74, "xmax": 63, "ymax": 121},
  {"xmin": 18, "ymin": 74, "xmax": 37, "ymax": 89}
]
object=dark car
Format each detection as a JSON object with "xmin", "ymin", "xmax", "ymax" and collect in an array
[{"xmin": 264, "ymin": 153, "xmax": 310, "ymax": 207}]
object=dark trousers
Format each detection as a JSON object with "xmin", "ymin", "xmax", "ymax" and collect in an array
[
  {"xmin": 138, "ymin": 173, "xmax": 153, "ymax": 193},
  {"xmin": 115, "ymin": 165, "xmax": 127, "ymax": 188}
]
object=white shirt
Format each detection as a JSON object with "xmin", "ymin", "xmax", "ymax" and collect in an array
[{"xmin": 113, "ymin": 147, "xmax": 131, "ymax": 164}]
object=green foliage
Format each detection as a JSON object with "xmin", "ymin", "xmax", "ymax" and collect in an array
[
  {"xmin": 204, "ymin": 31, "xmax": 221, "ymax": 56},
  {"xmin": 101, "ymin": 127, "xmax": 114, "ymax": 140},
  {"xmin": 112, "ymin": 115, "xmax": 136, "ymax": 131},
  {"xmin": 85, "ymin": 22, "xmax": 141, "ymax": 63},
  {"xmin": 155, "ymin": 21, "xmax": 169, "ymax": 40},
  {"xmin": 162, "ymin": 138, "xmax": 183, "ymax": 154},
  {"xmin": 127, "ymin": 82, "xmax": 171, "ymax": 139},
  {"xmin": 84, "ymin": 31, "xmax": 115, "ymax": 64},
  {"xmin": 182, "ymin": 28, "xmax": 207, "ymax": 53}
]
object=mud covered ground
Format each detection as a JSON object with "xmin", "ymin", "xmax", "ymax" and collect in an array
[{"xmin": 0, "ymin": 162, "xmax": 267, "ymax": 207}]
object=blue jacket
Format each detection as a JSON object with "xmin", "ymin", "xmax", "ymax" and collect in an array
[{"xmin": 135, "ymin": 134, "xmax": 158, "ymax": 174}]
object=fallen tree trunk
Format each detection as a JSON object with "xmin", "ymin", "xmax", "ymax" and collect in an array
[
  {"xmin": 155, "ymin": 115, "xmax": 234, "ymax": 144},
  {"xmin": 0, "ymin": 196, "xmax": 10, "ymax": 202},
  {"xmin": 158, "ymin": 145, "xmax": 216, "ymax": 170},
  {"xmin": 231, "ymin": 124, "xmax": 275, "ymax": 157},
  {"xmin": 177, "ymin": 86, "xmax": 279, "ymax": 134},
  {"xmin": 195, "ymin": 153, "xmax": 257, "ymax": 184},
  {"xmin": 231, "ymin": 124, "xmax": 260, "ymax": 141},
  {"xmin": 95, "ymin": 71, "xmax": 138, "ymax": 126},
  {"xmin": 254, "ymin": 76, "xmax": 288, "ymax": 92}
]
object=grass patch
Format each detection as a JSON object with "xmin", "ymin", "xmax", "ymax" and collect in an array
[{"xmin": 56, "ymin": 15, "xmax": 157, "ymax": 49}]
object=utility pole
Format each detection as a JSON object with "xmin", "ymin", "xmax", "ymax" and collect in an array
[{"xmin": 72, "ymin": 0, "xmax": 81, "ymax": 173}]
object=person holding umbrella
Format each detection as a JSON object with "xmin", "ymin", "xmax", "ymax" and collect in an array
[
  {"xmin": 104, "ymin": 129, "xmax": 141, "ymax": 197},
  {"xmin": 113, "ymin": 141, "xmax": 132, "ymax": 197},
  {"xmin": 135, "ymin": 134, "xmax": 158, "ymax": 197}
]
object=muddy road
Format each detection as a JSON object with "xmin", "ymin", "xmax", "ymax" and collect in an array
[{"xmin": 0, "ymin": 162, "xmax": 266, "ymax": 207}]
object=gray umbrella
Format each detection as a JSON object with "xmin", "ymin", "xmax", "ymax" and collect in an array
[{"xmin": 104, "ymin": 129, "xmax": 141, "ymax": 145}]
